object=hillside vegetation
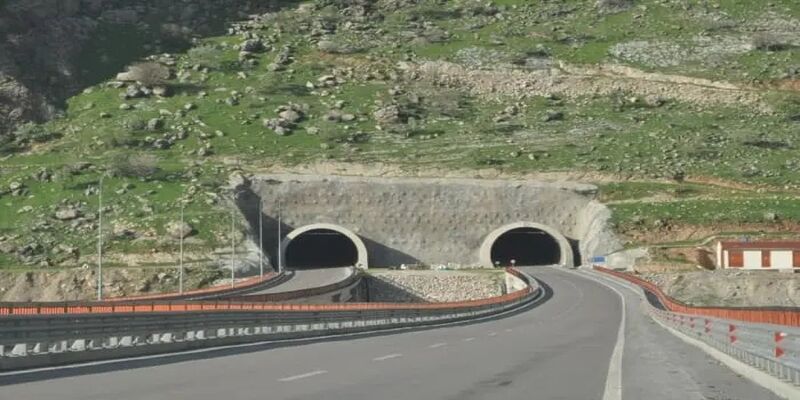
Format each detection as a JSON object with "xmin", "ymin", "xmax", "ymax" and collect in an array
[{"xmin": 1, "ymin": 0, "xmax": 799, "ymax": 269}]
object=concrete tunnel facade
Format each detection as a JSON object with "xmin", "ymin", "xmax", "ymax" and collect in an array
[{"xmin": 235, "ymin": 174, "xmax": 620, "ymax": 270}]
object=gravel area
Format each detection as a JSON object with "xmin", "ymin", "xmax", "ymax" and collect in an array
[{"xmin": 368, "ymin": 270, "xmax": 505, "ymax": 303}]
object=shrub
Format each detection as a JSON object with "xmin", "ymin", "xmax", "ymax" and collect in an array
[
  {"xmin": 126, "ymin": 62, "xmax": 170, "ymax": 86},
  {"xmin": 109, "ymin": 153, "xmax": 159, "ymax": 178},
  {"xmin": 187, "ymin": 44, "xmax": 227, "ymax": 70},
  {"xmin": 752, "ymin": 33, "xmax": 791, "ymax": 51}
]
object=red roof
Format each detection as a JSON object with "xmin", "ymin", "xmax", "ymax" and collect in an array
[{"xmin": 720, "ymin": 240, "xmax": 800, "ymax": 250}]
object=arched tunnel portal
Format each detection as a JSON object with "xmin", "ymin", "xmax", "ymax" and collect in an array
[
  {"xmin": 280, "ymin": 223, "xmax": 369, "ymax": 270},
  {"xmin": 480, "ymin": 222, "xmax": 575, "ymax": 267}
]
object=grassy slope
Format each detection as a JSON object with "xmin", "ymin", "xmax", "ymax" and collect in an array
[{"xmin": 2, "ymin": 0, "xmax": 800, "ymax": 268}]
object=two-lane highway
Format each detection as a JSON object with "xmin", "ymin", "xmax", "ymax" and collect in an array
[{"xmin": 0, "ymin": 267, "xmax": 783, "ymax": 400}]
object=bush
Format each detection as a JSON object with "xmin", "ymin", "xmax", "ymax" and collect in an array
[
  {"xmin": 126, "ymin": 62, "xmax": 170, "ymax": 86},
  {"xmin": 12, "ymin": 122, "xmax": 60, "ymax": 145},
  {"xmin": 187, "ymin": 44, "xmax": 227, "ymax": 70},
  {"xmin": 752, "ymin": 33, "xmax": 791, "ymax": 51},
  {"xmin": 109, "ymin": 153, "xmax": 159, "ymax": 178}
]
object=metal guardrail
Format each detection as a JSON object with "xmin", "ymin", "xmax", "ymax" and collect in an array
[
  {"xmin": 0, "ymin": 268, "xmax": 538, "ymax": 371},
  {"xmin": 594, "ymin": 267, "xmax": 800, "ymax": 387}
]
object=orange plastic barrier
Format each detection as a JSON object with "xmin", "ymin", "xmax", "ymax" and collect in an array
[{"xmin": 594, "ymin": 266, "xmax": 800, "ymax": 327}]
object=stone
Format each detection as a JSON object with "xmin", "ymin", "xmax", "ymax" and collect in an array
[
  {"xmin": 341, "ymin": 113, "xmax": 356, "ymax": 122},
  {"xmin": 373, "ymin": 105, "xmax": 402, "ymax": 125},
  {"xmin": 55, "ymin": 208, "xmax": 81, "ymax": 221},
  {"xmin": 152, "ymin": 86, "xmax": 170, "ymax": 97},
  {"xmin": 279, "ymin": 109, "xmax": 302, "ymax": 123},
  {"xmin": 543, "ymin": 111, "xmax": 564, "ymax": 122},
  {"xmin": 229, "ymin": 172, "xmax": 251, "ymax": 189},
  {"xmin": 166, "ymin": 221, "xmax": 195, "ymax": 239},
  {"xmin": 146, "ymin": 118, "xmax": 164, "ymax": 131},
  {"xmin": 119, "ymin": 103, "xmax": 133, "ymax": 111},
  {"xmin": 240, "ymin": 39, "xmax": 265, "ymax": 53}
]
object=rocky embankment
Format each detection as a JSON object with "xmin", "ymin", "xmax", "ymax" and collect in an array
[
  {"xmin": 641, "ymin": 270, "xmax": 800, "ymax": 308},
  {"xmin": 367, "ymin": 270, "xmax": 506, "ymax": 303},
  {"xmin": 0, "ymin": 267, "xmax": 224, "ymax": 302}
]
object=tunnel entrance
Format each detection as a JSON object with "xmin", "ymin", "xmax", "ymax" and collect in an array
[
  {"xmin": 284, "ymin": 229, "xmax": 358, "ymax": 269},
  {"xmin": 490, "ymin": 228, "xmax": 561, "ymax": 266}
]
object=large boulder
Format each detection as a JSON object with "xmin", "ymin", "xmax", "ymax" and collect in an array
[
  {"xmin": 54, "ymin": 208, "xmax": 81, "ymax": 220},
  {"xmin": 166, "ymin": 221, "xmax": 195, "ymax": 240}
]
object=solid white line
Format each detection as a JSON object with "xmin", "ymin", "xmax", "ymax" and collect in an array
[
  {"xmin": 601, "ymin": 282, "xmax": 625, "ymax": 400},
  {"xmin": 585, "ymin": 269, "xmax": 800, "ymax": 400},
  {"xmin": 373, "ymin": 353, "xmax": 402, "ymax": 361},
  {"xmin": 463, "ymin": 337, "xmax": 476, "ymax": 342},
  {"xmin": 278, "ymin": 370, "xmax": 328, "ymax": 382},
  {"xmin": 428, "ymin": 342, "xmax": 447, "ymax": 348},
  {"xmin": 562, "ymin": 268, "xmax": 625, "ymax": 400}
]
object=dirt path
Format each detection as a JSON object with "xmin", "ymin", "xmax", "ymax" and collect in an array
[{"xmin": 402, "ymin": 60, "xmax": 770, "ymax": 112}]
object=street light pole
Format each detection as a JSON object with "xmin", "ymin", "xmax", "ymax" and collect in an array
[
  {"xmin": 230, "ymin": 208, "xmax": 235, "ymax": 288},
  {"xmin": 258, "ymin": 201, "xmax": 264, "ymax": 278},
  {"xmin": 179, "ymin": 203, "xmax": 184, "ymax": 294},
  {"xmin": 96, "ymin": 175, "xmax": 104, "ymax": 301},
  {"xmin": 277, "ymin": 199, "xmax": 282, "ymax": 274}
]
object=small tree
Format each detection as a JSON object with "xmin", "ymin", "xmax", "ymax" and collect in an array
[{"xmin": 126, "ymin": 62, "xmax": 170, "ymax": 87}]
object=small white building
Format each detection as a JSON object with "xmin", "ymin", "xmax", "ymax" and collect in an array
[{"xmin": 716, "ymin": 240, "xmax": 800, "ymax": 270}]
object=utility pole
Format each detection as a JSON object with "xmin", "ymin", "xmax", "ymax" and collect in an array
[
  {"xmin": 258, "ymin": 201, "xmax": 264, "ymax": 278},
  {"xmin": 179, "ymin": 203, "xmax": 185, "ymax": 293},
  {"xmin": 96, "ymin": 175, "xmax": 104, "ymax": 301},
  {"xmin": 230, "ymin": 208, "xmax": 235, "ymax": 288}
]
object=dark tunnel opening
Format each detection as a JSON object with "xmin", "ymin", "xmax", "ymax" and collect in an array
[
  {"xmin": 490, "ymin": 227, "xmax": 561, "ymax": 267},
  {"xmin": 284, "ymin": 229, "xmax": 358, "ymax": 269}
]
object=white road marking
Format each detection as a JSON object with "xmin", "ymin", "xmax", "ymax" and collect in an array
[
  {"xmin": 488, "ymin": 332, "xmax": 498, "ymax": 337},
  {"xmin": 563, "ymin": 268, "xmax": 625, "ymax": 400},
  {"xmin": 373, "ymin": 353, "xmax": 402, "ymax": 361},
  {"xmin": 601, "ymin": 282, "xmax": 625, "ymax": 400},
  {"xmin": 278, "ymin": 370, "xmax": 328, "ymax": 382},
  {"xmin": 428, "ymin": 342, "xmax": 447, "ymax": 348},
  {"xmin": 504, "ymin": 328, "xmax": 513, "ymax": 333},
  {"xmin": 463, "ymin": 337, "xmax": 476, "ymax": 342}
]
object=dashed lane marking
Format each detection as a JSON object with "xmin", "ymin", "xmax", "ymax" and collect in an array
[
  {"xmin": 279, "ymin": 370, "xmax": 328, "ymax": 382},
  {"xmin": 373, "ymin": 353, "xmax": 403, "ymax": 361}
]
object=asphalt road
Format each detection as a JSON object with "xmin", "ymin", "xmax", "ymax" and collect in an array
[
  {"xmin": 248, "ymin": 267, "xmax": 353, "ymax": 295},
  {"xmin": 0, "ymin": 267, "xmax": 783, "ymax": 400}
]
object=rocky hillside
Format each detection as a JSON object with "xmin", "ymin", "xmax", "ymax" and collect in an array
[
  {"xmin": 0, "ymin": 0, "xmax": 296, "ymax": 136},
  {"xmin": 0, "ymin": 0, "xmax": 799, "ymax": 271}
]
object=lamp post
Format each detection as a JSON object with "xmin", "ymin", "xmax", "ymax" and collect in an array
[
  {"xmin": 258, "ymin": 201, "xmax": 264, "ymax": 278},
  {"xmin": 179, "ymin": 202, "xmax": 185, "ymax": 293},
  {"xmin": 277, "ymin": 199, "xmax": 282, "ymax": 274},
  {"xmin": 96, "ymin": 175, "xmax": 104, "ymax": 301},
  {"xmin": 230, "ymin": 208, "xmax": 236, "ymax": 288}
]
